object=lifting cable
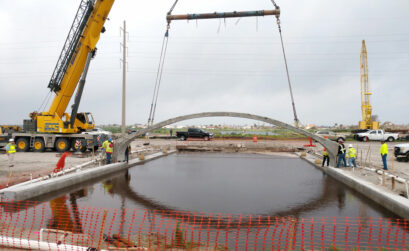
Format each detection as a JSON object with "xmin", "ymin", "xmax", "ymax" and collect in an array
[
  {"xmin": 147, "ymin": 0, "xmax": 179, "ymax": 127},
  {"xmin": 147, "ymin": 0, "xmax": 299, "ymax": 128},
  {"xmin": 271, "ymin": 0, "xmax": 300, "ymax": 127},
  {"xmin": 38, "ymin": 91, "xmax": 52, "ymax": 112}
]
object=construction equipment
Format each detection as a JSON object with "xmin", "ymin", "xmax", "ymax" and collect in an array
[
  {"xmin": 359, "ymin": 40, "xmax": 379, "ymax": 130},
  {"xmin": 0, "ymin": 126, "xmax": 22, "ymax": 133},
  {"xmin": 6, "ymin": 0, "xmax": 114, "ymax": 152},
  {"xmin": 0, "ymin": 126, "xmax": 20, "ymax": 148}
]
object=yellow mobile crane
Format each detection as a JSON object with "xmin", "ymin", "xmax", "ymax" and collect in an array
[
  {"xmin": 359, "ymin": 40, "xmax": 379, "ymax": 130},
  {"xmin": 10, "ymin": 0, "xmax": 115, "ymax": 152}
]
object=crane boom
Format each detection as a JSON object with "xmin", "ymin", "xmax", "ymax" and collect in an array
[
  {"xmin": 48, "ymin": 0, "xmax": 96, "ymax": 93},
  {"xmin": 29, "ymin": 0, "xmax": 114, "ymax": 134},
  {"xmin": 48, "ymin": 0, "xmax": 114, "ymax": 118},
  {"xmin": 359, "ymin": 40, "xmax": 379, "ymax": 130}
]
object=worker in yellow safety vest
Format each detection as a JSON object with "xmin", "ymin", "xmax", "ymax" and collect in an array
[
  {"xmin": 380, "ymin": 140, "xmax": 388, "ymax": 170},
  {"xmin": 322, "ymin": 148, "xmax": 329, "ymax": 167},
  {"xmin": 5, "ymin": 139, "xmax": 16, "ymax": 167},
  {"xmin": 105, "ymin": 138, "xmax": 114, "ymax": 164},
  {"xmin": 101, "ymin": 138, "xmax": 109, "ymax": 158},
  {"xmin": 347, "ymin": 144, "xmax": 357, "ymax": 168}
]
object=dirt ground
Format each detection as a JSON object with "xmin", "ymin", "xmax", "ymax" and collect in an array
[{"xmin": 1, "ymin": 138, "xmax": 408, "ymax": 197}]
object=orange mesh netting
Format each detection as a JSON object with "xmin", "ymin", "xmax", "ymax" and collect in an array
[{"xmin": 0, "ymin": 199, "xmax": 407, "ymax": 250}]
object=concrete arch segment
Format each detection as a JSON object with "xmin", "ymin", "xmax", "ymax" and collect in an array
[{"xmin": 113, "ymin": 112, "xmax": 338, "ymax": 165}]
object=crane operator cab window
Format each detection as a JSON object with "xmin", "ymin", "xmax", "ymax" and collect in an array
[
  {"xmin": 75, "ymin": 113, "xmax": 94, "ymax": 125},
  {"xmin": 86, "ymin": 113, "xmax": 94, "ymax": 125},
  {"xmin": 76, "ymin": 113, "xmax": 87, "ymax": 124}
]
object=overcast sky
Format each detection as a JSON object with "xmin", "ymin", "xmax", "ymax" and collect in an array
[{"xmin": 0, "ymin": 0, "xmax": 408, "ymax": 127}]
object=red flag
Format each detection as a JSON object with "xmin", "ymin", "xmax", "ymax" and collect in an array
[{"xmin": 53, "ymin": 152, "xmax": 72, "ymax": 173}]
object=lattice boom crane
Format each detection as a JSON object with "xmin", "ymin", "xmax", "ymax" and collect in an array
[{"xmin": 359, "ymin": 40, "xmax": 379, "ymax": 130}]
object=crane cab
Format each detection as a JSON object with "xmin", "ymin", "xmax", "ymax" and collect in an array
[{"xmin": 74, "ymin": 112, "xmax": 95, "ymax": 132}]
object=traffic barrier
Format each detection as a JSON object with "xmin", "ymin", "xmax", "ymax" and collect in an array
[{"xmin": 0, "ymin": 199, "xmax": 407, "ymax": 250}]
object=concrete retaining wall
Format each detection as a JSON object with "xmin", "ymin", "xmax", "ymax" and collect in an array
[
  {"xmin": 0, "ymin": 151, "xmax": 176, "ymax": 201},
  {"xmin": 300, "ymin": 153, "xmax": 409, "ymax": 219}
]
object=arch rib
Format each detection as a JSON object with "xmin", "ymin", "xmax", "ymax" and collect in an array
[{"xmin": 113, "ymin": 112, "xmax": 338, "ymax": 165}]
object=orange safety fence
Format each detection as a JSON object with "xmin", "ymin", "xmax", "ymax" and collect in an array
[{"xmin": 0, "ymin": 199, "xmax": 408, "ymax": 250}]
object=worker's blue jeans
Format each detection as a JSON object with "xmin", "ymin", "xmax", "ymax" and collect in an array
[
  {"xmin": 382, "ymin": 154, "xmax": 388, "ymax": 170},
  {"xmin": 337, "ymin": 154, "xmax": 347, "ymax": 167},
  {"xmin": 348, "ymin": 157, "xmax": 357, "ymax": 168},
  {"xmin": 125, "ymin": 150, "xmax": 129, "ymax": 163},
  {"xmin": 106, "ymin": 153, "xmax": 112, "ymax": 165}
]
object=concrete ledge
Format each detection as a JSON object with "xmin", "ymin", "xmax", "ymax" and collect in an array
[
  {"xmin": 299, "ymin": 153, "xmax": 409, "ymax": 219},
  {"xmin": 0, "ymin": 151, "xmax": 176, "ymax": 201}
]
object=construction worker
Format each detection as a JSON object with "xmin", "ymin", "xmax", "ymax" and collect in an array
[
  {"xmin": 336, "ymin": 139, "xmax": 347, "ymax": 168},
  {"xmin": 105, "ymin": 138, "xmax": 114, "ymax": 164},
  {"xmin": 5, "ymin": 139, "xmax": 16, "ymax": 167},
  {"xmin": 347, "ymin": 144, "xmax": 357, "ymax": 168},
  {"xmin": 322, "ymin": 148, "xmax": 329, "ymax": 167},
  {"xmin": 102, "ymin": 138, "xmax": 109, "ymax": 150},
  {"xmin": 124, "ymin": 144, "xmax": 131, "ymax": 163},
  {"xmin": 101, "ymin": 138, "xmax": 109, "ymax": 158},
  {"xmin": 380, "ymin": 140, "xmax": 388, "ymax": 170}
]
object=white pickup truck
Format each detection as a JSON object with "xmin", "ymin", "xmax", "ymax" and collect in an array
[
  {"xmin": 394, "ymin": 143, "xmax": 409, "ymax": 161},
  {"xmin": 356, "ymin": 129, "xmax": 399, "ymax": 142}
]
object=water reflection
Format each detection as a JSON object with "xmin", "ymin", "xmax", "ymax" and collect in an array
[
  {"xmin": 0, "ymin": 153, "xmax": 401, "ymax": 223},
  {"xmin": 48, "ymin": 189, "xmax": 86, "ymax": 234},
  {"xmin": 0, "ymin": 153, "xmax": 406, "ymax": 249},
  {"xmin": 94, "ymin": 157, "xmax": 399, "ymax": 228}
]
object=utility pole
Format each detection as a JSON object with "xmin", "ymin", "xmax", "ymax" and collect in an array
[{"xmin": 120, "ymin": 21, "xmax": 127, "ymax": 135}]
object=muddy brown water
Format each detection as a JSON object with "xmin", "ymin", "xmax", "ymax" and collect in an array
[{"xmin": 74, "ymin": 152, "xmax": 399, "ymax": 218}]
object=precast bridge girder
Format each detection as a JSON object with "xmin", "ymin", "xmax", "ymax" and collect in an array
[{"xmin": 113, "ymin": 112, "xmax": 339, "ymax": 165}]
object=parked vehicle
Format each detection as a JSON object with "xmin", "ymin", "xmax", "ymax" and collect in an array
[
  {"xmin": 399, "ymin": 135, "xmax": 409, "ymax": 141},
  {"xmin": 128, "ymin": 129, "xmax": 137, "ymax": 134},
  {"xmin": 394, "ymin": 143, "xmax": 409, "ymax": 161},
  {"xmin": 0, "ymin": 126, "xmax": 13, "ymax": 148},
  {"xmin": 82, "ymin": 127, "xmax": 112, "ymax": 136},
  {"xmin": 314, "ymin": 131, "xmax": 346, "ymax": 142},
  {"xmin": 356, "ymin": 129, "xmax": 399, "ymax": 142},
  {"xmin": 176, "ymin": 128, "xmax": 213, "ymax": 141},
  {"xmin": 352, "ymin": 129, "xmax": 370, "ymax": 140}
]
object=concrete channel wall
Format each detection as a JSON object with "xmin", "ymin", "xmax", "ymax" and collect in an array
[
  {"xmin": 3, "ymin": 149, "xmax": 408, "ymax": 219},
  {"xmin": 0, "ymin": 151, "xmax": 176, "ymax": 201},
  {"xmin": 300, "ymin": 153, "xmax": 409, "ymax": 219}
]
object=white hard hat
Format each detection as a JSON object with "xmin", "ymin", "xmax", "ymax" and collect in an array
[
  {"xmin": 349, "ymin": 144, "xmax": 353, "ymax": 148},
  {"xmin": 9, "ymin": 139, "xmax": 14, "ymax": 142}
]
